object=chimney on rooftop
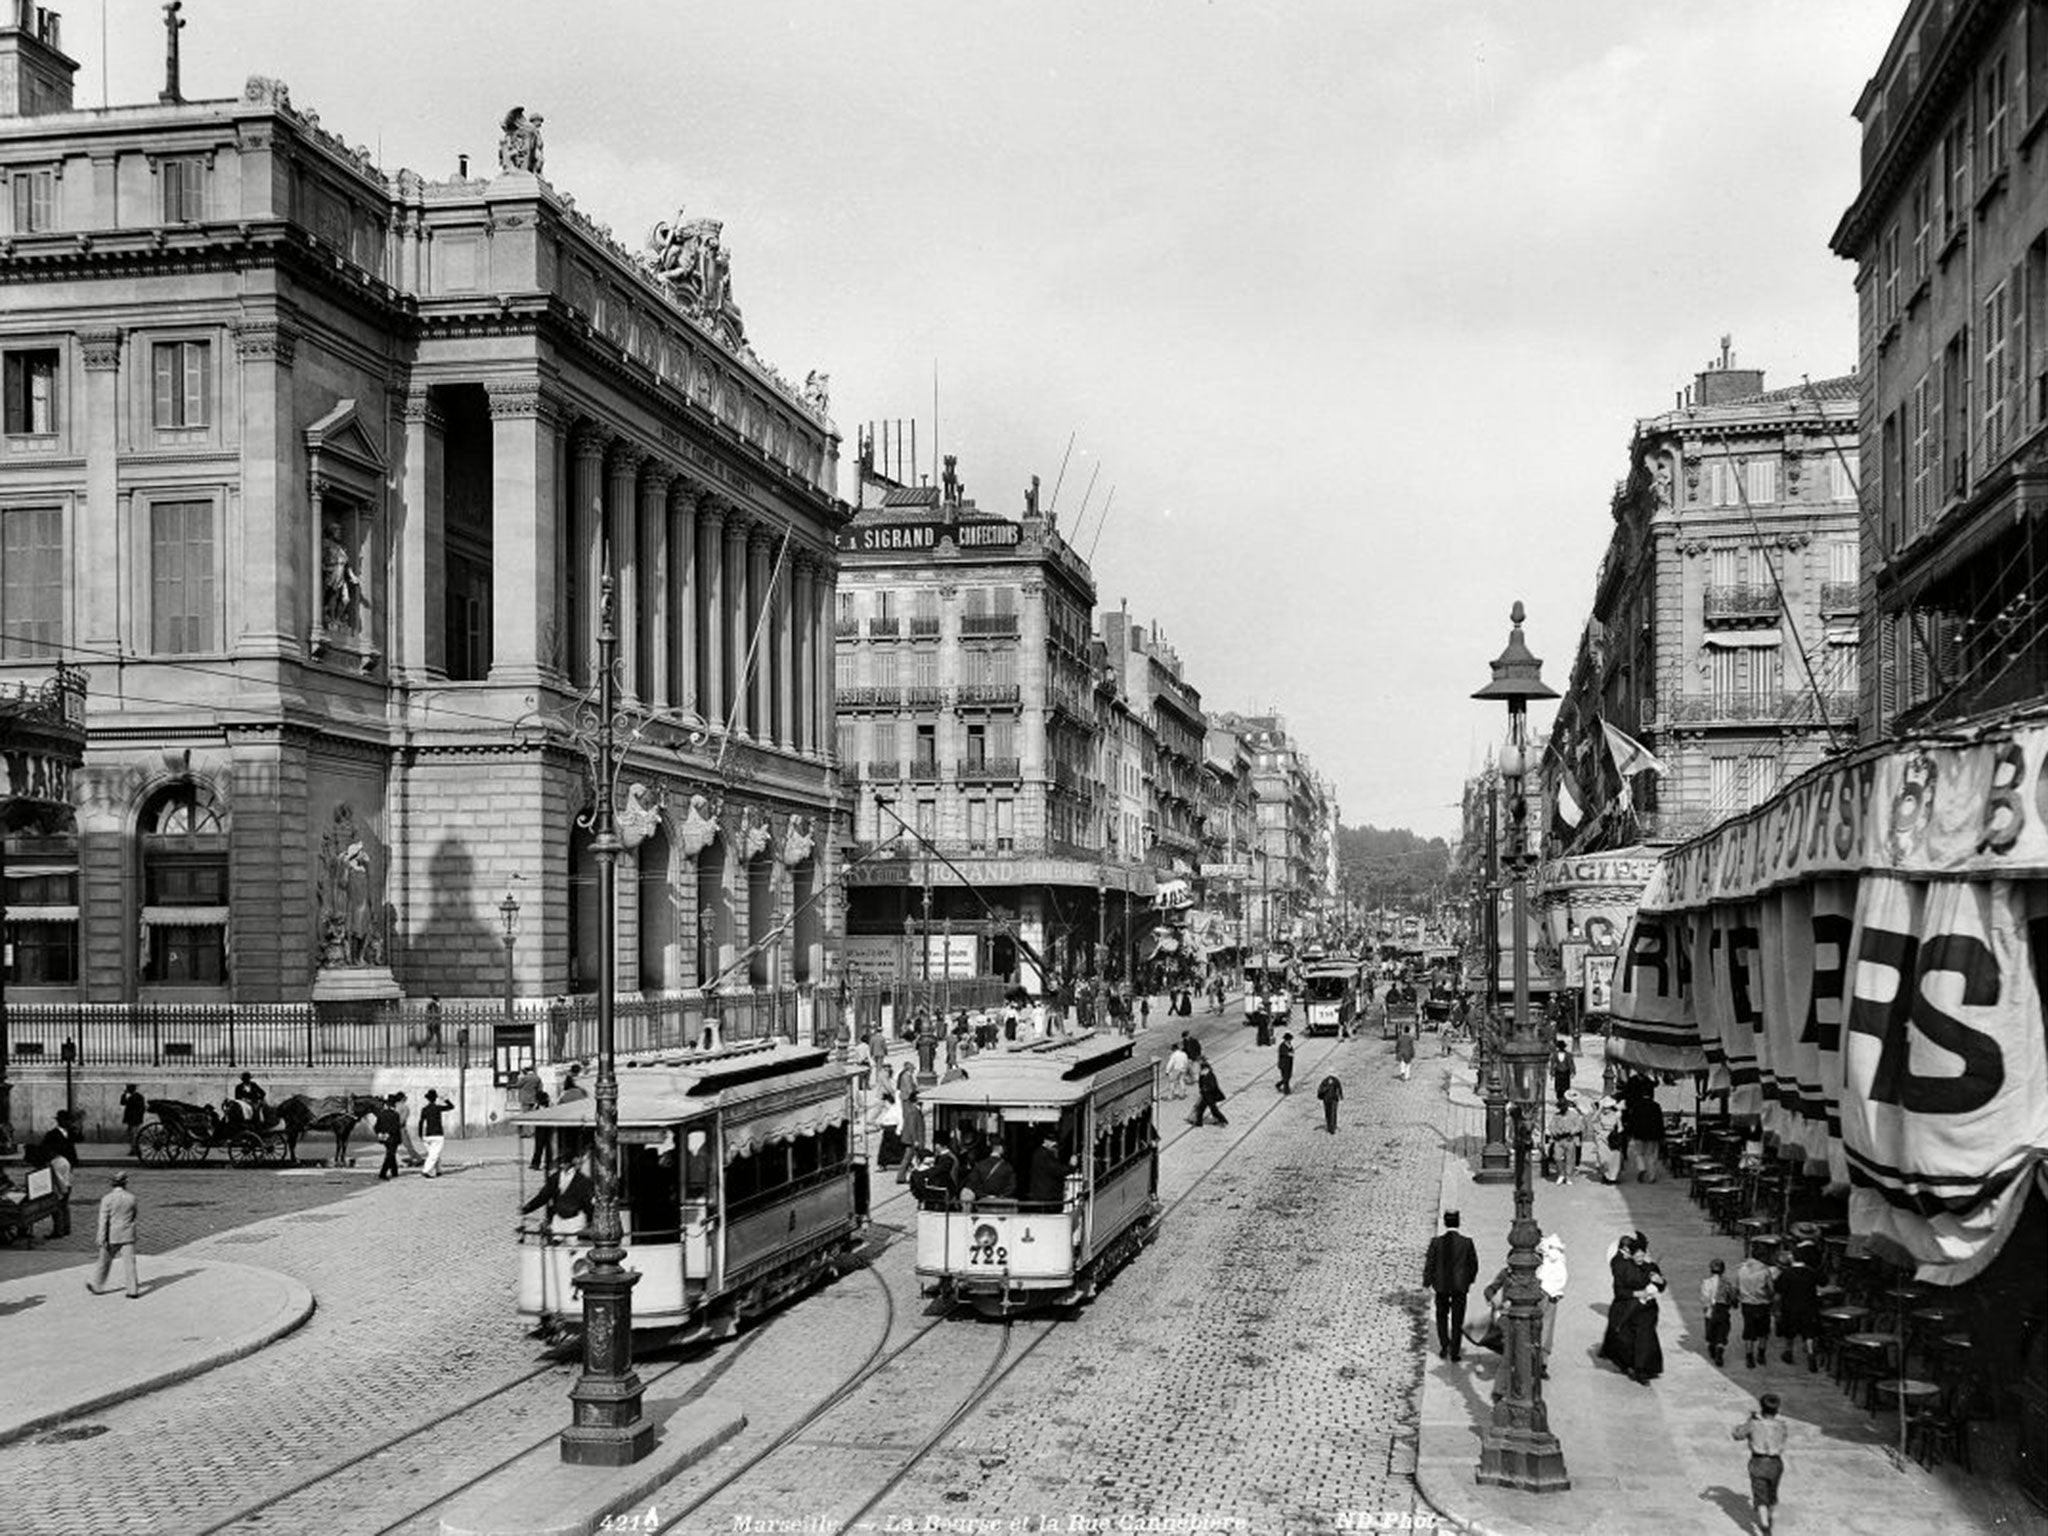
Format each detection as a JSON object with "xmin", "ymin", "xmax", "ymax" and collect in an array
[
  {"xmin": 0, "ymin": 2, "xmax": 77, "ymax": 117},
  {"xmin": 1693, "ymin": 334, "xmax": 1763, "ymax": 406}
]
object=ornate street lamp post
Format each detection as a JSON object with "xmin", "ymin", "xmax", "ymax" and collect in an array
[
  {"xmin": 560, "ymin": 575, "xmax": 654, "ymax": 1467},
  {"xmin": 1477, "ymin": 772, "xmax": 1510, "ymax": 1182},
  {"xmin": 1471, "ymin": 600, "xmax": 1569, "ymax": 1494}
]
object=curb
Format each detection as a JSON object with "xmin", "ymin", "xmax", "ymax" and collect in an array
[{"xmin": 0, "ymin": 1263, "xmax": 317, "ymax": 1448}]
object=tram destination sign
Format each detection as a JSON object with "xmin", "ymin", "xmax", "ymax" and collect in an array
[{"xmin": 837, "ymin": 518, "xmax": 1023, "ymax": 555}]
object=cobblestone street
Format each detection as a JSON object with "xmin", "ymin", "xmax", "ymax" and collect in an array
[{"xmin": 0, "ymin": 1019, "xmax": 1451, "ymax": 1535}]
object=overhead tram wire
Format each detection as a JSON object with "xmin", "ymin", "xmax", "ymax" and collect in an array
[{"xmin": 1073, "ymin": 462, "xmax": 1102, "ymax": 532}]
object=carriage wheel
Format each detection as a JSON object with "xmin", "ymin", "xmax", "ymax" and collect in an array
[
  {"xmin": 227, "ymin": 1133, "xmax": 267, "ymax": 1168},
  {"xmin": 136, "ymin": 1124, "xmax": 178, "ymax": 1165},
  {"xmin": 261, "ymin": 1131, "xmax": 290, "ymax": 1166}
]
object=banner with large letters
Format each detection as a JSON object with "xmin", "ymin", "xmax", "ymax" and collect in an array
[{"xmin": 1611, "ymin": 709, "xmax": 2048, "ymax": 1281}]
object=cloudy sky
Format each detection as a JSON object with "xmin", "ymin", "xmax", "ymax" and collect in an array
[{"xmin": 102, "ymin": 0, "xmax": 1898, "ymax": 838}]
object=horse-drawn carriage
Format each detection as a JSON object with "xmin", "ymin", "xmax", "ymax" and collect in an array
[{"xmin": 135, "ymin": 1099, "xmax": 292, "ymax": 1166}]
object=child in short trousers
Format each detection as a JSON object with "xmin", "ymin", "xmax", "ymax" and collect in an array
[
  {"xmin": 1701, "ymin": 1257, "xmax": 1735, "ymax": 1367},
  {"xmin": 1731, "ymin": 1392, "xmax": 1788, "ymax": 1534}
]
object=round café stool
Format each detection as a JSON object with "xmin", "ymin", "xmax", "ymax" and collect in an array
[
  {"xmin": 1840, "ymin": 1333, "xmax": 1898, "ymax": 1409},
  {"xmin": 1818, "ymin": 1305, "xmax": 1867, "ymax": 1377}
]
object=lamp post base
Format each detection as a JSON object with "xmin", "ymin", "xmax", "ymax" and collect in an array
[
  {"xmin": 1477, "ymin": 1093, "xmax": 1513, "ymax": 1182},
  {"xmin": 1475, "ymin": 1425, "xmax": 1571, "ymax": 1492},
  {"xmin": 561, "ymin": 1265, "xmax": 654, "ymax": 1466}
]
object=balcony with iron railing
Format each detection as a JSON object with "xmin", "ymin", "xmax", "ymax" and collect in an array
[
  {"xmin": 1820, "ymin": 581, "xmax": 1858, "ymax": 616},
  {"xmin": 838, "ymin": 685, "xmax": 902, "ymax": 709},
  {"xmin": 910, "ymin": 616, "xmax": 942, "ymax": 638},
  {"xmin": 905, "ymin": 684, "xmax": 945, "ymax": 708},
  {"xmin": 957, "ymin": 755, "xmax": 1022, "ymax": 783},
  {"xmin": 868, "ymin": 616, "xmax": 901, "ymax": 638},
  {"xmin": 867, "ymin": 759, "xmax": 901, "ymax": 782},
  {"xmin": 962, "ymin": 612, "xmax": 1020, "ymax": 638},
  {"xmin": 834, "ymin": 618, "xmax": 861, "ymax": 638},
  {"xmin": 956, "ymin": 682, "xmax": 1021, "ymax": 706},
  {"xmin": 907, "ymin": 757, "xmax": 941, "ymax": 783},
  {"xmin": 1702, "ymin": 584, "xmax": 1783, "ymax": 623}
]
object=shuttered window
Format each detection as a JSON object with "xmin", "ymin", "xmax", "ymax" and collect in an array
[
  {"xmin": 152, "ymin": 341, "xmax": 211, "ymax": 428},
  {"xmin": 150, "ymin": 499, "xmax": 217, "ymax": 654},
  {"xmin": 0, "ymin": 505, "xmax": 62, "ymax": 658}
]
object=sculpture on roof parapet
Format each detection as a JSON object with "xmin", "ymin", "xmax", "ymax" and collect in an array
[
  {"xmin": 646, "ymin": 211, "xmax": 746, "ymax": 350},
  {"xmin": 498, "ymin": 107, "xmax": 545, "ymax": 176},
  {"xmin": 802, "ymin": 370, "xmax": 831, "ymax": 422}
]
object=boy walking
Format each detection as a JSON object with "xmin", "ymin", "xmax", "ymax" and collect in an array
[
  {"xmin": 1701, "ymin": 1257, "xmax": 1735, "ymax": 1367},
  {"xmin": 1736, "ymin": 1243, "xmax": 1778, "ymax": 1369},
  {"xmin": 1731, "ymin": 1393, "xmax": 1788, "ymax": 1533}
]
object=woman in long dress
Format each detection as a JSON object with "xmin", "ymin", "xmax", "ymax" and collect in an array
[
  {"xmin": 1600, "ymin": 1232, "xmax": 1667, "ymax": 1382},
  {"xmin": 1592, "ymin": 1096, "xmax": 1625, "ymax": 1183}
]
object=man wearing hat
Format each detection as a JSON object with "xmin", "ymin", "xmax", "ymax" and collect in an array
[{"xmin": 89, "ymin": 1171, "xmax": 142, "ymax": 1299}]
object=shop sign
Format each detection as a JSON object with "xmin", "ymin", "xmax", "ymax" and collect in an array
[{"xmin": 836, "ymin": 518, "xmax": 1022, "ymax": 555}]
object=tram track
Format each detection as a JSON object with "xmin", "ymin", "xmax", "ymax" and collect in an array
[{"xmin": 657, "ymin": 1023, "xmax": 1356, "ymax": 1534}]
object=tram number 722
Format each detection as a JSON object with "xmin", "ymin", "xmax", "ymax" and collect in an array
[{"xmin": 968, "ymin": 1223, "xmax": 1009, "ymax": 1266}]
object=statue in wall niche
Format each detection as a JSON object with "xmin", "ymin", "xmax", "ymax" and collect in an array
[
  {"xmin": 498, "ymin": 107, "xmax": 545, "ymax": 175},
  {"xmin": 676, "ymin": 792, "xmax": 720, "ymax": 859},
  {"xmin": 317, "ymin": 803, "xmax": 381, "ymax": 967},
  {"xmin": 617, "ymin": 781, "xmax": 664, "ymax": 850},
  {"xmin": 321, "ymin": 521, "xmax": 362, "ymax": 633},
  {"xmin": 779, "ymin": 814, "xmax": 815, "ymax": 867}
]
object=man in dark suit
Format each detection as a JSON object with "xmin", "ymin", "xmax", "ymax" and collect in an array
[{"xmin": 1423, "ymin": 1209, "xmax": 1480, "ymax": 1361}]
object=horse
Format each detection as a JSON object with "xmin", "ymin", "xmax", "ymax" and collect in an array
[{"xmin": 274, "ymin": 1094, "xmax": 381, "ymax": 1167}]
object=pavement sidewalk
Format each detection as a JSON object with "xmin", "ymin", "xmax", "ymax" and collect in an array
[
  {"xmin": 0, "ymin": 1257, "xmax": 314, "ymax": 1446},
  {"xmin": 1412, "ymin": 1038, "xmax": 2029, "ymax": 1536}
]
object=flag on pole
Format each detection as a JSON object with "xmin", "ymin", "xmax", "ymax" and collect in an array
[
  {"xmin": 1556, "ymin": 770, "xmax": 1583, "ymax": 829},
  {"xmin": 1602, "ymin": 720, "xmax": 1669, "ymax": 779}
]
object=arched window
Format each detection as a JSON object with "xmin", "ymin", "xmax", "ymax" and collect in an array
[
  {"xmin": 568, "ymin": 825, "xmax": 598, "ymax": 995},
  {"xmin": 139, "ymin": 782, "xmax": 228, "ymax": 986},
  {"xmin": 636, "ymin": 825, "xmax": 672, "ymax": 993}
]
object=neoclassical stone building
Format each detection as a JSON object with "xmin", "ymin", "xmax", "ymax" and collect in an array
[{"xmin": 0, "ymin": 16, "xmax": 846, "ymax": 1014}]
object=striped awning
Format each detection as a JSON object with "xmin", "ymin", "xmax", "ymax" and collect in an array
[{"xmin": 723, "ymin": 1096, "xmax": 851, "ymax": 1162}]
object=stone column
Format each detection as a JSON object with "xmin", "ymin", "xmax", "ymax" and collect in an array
[
  {"xmin": 640, "ymin": 463, "xmax": 673, "ymax": 709},
  {"xmin": 697, "ymin": 499, "xmax": 725, "ymax": 729},
  {"xmin": 802, "ymin": 561, "xmax": 827, "ymax": 765},
  {"xmin": 607, "ymin": 443, "xmax": 644, "ymax": 698},
  {"xmin": 77, "ymin": 330, "xmax": 122, "ymax": 654},
  {"xmin": 671, "ymin": 483, "xmax": 699, "ymax": 718},
  {"xmin": 570, "ymin": 427, "xmax": 610, "ymax": 686},
  {"xmin": 396, "ymin": 389, "xmax": 446, "ymax": 681},
  {"xmin": 725, "ymin": 512, "xmax": 751, "ymax": 738},
  {"xmin": 486, "ymin": 381, "xmax": 558, "ymax": 686},
  {"xmin": 792, "ymin": 556, "xmax": 815, "ymax": 756},
  {"xmin": 774, "ymin": 552, "xmax": 796, "ymax": 751},
  {"xmin": 233, "ymin": 321, "xmax": 298, "ymax": 654},
  {"xmin": 748, "ymin": 526, "xmax": 773, "ymax": 744}
]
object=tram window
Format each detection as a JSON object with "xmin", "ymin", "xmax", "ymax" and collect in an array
[
  {"xmin": 727, "ymin": 1151, "xmax": 758, "ymax": 1208},
  {"xmin": 792, "ymin": 1134, "xmax": 821, "ymax": 1180},
  {"xmin": 628, "ymin": 1145, "xmax": 679, "ymax": 1237},
  {"xmin": 820, "ymin": 1122, "xmax": 848, "ymax": 1166},
  {"xmin": 682, "ymin": 1129, "xmax": 712, "ymax": 1201}
]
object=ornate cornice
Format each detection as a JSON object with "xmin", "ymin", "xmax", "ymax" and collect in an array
[{"xmin": 79, "ymin": 329, "xmax": 122, "ymax": 372}]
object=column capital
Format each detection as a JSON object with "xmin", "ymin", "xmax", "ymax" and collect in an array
[
  {"xmin": 573, "ymin": 424, "xmax": 612, "ymax": 464},
  {"xmin": 80, "ymin": 329, "xmax": 122, "ymax": 372},
  {"xmin": 609, "ymin": 441, "xmax": 647, "ymax": 477},
  {"xmin": 724, "ymin": 508, "xmax": 752, "ymax": 544},
  {"xmin": 485, "ymin": 377, "xmax": 560, "ymax": 426},
  {"xmin": 669, "ymin": 479, "xmax": 703, "ymax": 515},
  {"xmin": 640, "ymin": 461, "xmax": 676, "ymax": 495},
  {"xmin": 401, "ymin": 390, "xmax": 447, "ymax": 431},
  {"xmin": 233, "ymin": 320, "xmax": 299, "ymax": 368},
  {"xmin": 747, "ymin": 524, "xmax": 776, "ymax": 557},
  {"xmin": 697, "ymin": 496, "xmax": 726, "ymax": 532}
]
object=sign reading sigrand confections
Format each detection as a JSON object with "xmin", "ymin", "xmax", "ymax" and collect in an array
[{"xmin": 837, "ymin": 518, "xmax": 1024, "ymax": 554}]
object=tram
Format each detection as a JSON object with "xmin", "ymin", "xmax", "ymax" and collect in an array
[
  {"xmin": 512, "ymin": 1040, "xmax": 867, "ymax": 1343},
  {"xmin": 915, "ymin": 1032, "xmax": 1161, "ymax": 1316},
  {"xmin": 1300, "ymin": 963, "xmax": 1359, "ymax": 1036}
]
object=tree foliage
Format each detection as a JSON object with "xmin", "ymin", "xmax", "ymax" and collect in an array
[{"xmin": 1337, "ymin": 823, "xmax": 1451, "ymax": 908}]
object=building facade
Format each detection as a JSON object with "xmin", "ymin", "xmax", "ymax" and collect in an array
[
  {"xmin": 1213, "ymin": 711, "xmax": 1330, "ymax": 948},
  {"xmin": 833, "ymin": 458, "xmax": 1148, "ymax": 994},
  {"xmin": 1549, "ymin": 352, "xmax": 1860, "ymax": 851},
  {"xmin": 1832, "ymin": 0, "xmax": 2048, "ymax": 734},
  {"xmin": 0, "ymin": 21, "xmax": 845, "ymax": 1015}
]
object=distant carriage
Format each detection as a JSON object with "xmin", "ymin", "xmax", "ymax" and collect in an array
[
  {"xmin": 512, "ymin": 1041, "xmax": 868, "ymax": 1343},
  {"xmin": 135, "ymin": 1099, "xmax": 291, "ymax": 1167},
  {"xmin": 916, "ymin": 1032, "xmax": 1161, "ymax": 1317}
]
